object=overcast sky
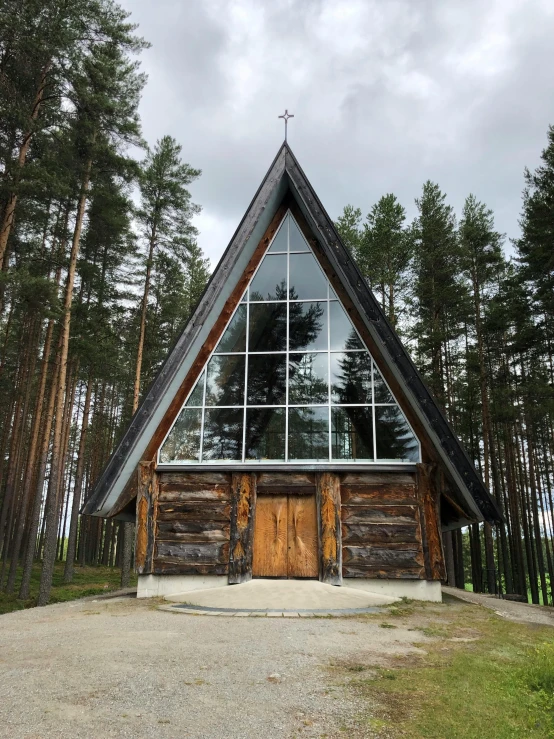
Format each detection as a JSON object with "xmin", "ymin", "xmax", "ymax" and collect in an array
[{"xmin": 122, "ymin": 0, "xmax": 554, "ymax": 267}]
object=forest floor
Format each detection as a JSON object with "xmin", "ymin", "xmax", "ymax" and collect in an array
[
  {"xmin": 1, "ymin": 591, "xmax": 553, "ymax": 738},
  {"xmin": 0, "ymin": 563, "xmax": 137, "ymax": 615}
]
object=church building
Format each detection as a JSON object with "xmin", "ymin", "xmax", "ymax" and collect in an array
[{"xmin": 82, "ymin": 143, "xmax": 502, "ymax": 601}]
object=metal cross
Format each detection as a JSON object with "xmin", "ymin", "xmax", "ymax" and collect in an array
[{"xmin": 278, "ymin": 109, "xmax": 294, "ymax": 141}]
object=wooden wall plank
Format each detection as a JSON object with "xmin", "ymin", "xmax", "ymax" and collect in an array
[
  {"xmin": 256, "ymin": 472, "xmax": 316, "ymax": 487},
  {"xmin": 342, "ymin": 522, "xmax": 420, "ymax": 545},
  {"xmin": 135, "ymin": 461, "xmax": 158, "ymax": 575},
  {"xmin": 341, "ymin": 485, "xmax": 416, "ymax": 506},
  {"xmin": 155, "ymin": 541, "xmax": 229, "ymax": 564},
  {"xmin": 340, "ymin": 472, "xmax": 415, "ymax": 486},
  {"xmin": 228, "ymin": 472, "xmax": 257, "ymax": 584},
  {"xmin": 316, "ymin": 472, "xmax": 342, "ymax": 585},
  {"xmin": 157, "ymin": 501, "xmax": 231, "ymax": 522},
  {"xmin": 343, "ymin": 565, "xmax": 425, "ymax": 579},
  {"xmin": 152, "ymin": 561, "xmax": 228, "ymax": 576},
  {"xmin": 158, "ymin": 472, "xmax": 230, "ymax": 486},
  {"xmin": 158, "ymin": 486, "xmax": 231, "ymax": 503},
  {"xmin": 341, "ymin": 505, "xmax": 418, "ymax": 524}
]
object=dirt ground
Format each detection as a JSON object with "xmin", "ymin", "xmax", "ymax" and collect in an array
[
  {"xmin": 0, "ymin": 594, "xmax": 433, "ymax": 739},
  {"xmin": 1, "ymin": 590, "xmax": 551, "ymax": 739}
]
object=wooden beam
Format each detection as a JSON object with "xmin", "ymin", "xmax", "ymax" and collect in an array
[
  {"xmin": 135, "ymin": 461, "xmax": 158, "ymax": 575},
  {"xmin": 416, "ymin": 463, "xmax": 446, "ymax": 580},
  {"xmin": 228, "ymin": 473, "xmax": 257, "ymax": 584},
  {"xmin": 316, "ymin": 472, "xmax": 342, "ymax": 585}
]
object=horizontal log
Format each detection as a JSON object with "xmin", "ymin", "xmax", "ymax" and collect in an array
[
  {"xmin": 152, "ymin": 560, "xmax": 229, "ymax": 576},
  {"xmin": 340, "ymin": 472, "xmax": 415, "ymax": 486},
  {"xmin": 341, "ymin": 485, "xmax": 416, "ymax": 506},
  {"xmin": 158, "ymin": 486, "xmax": 231, "ymax": 502},
  {"xmin": 158, "ymin": 472, "xmax": 230, "ymax": 486},
  {"xmin": 157, "ymin": 520, "xmax": 230, "ymax": 536},
  {"xmin": 341, "ymin": 505, "xmax": 418, "ymax": 524},
  {"xmin": 341, "ymin": 522, "xmax": 420, "ymax": 545},
  {"xmin": 157, "ymin": 501, "xmax": 231, "ymax": 522},
  {"xmin": 343, "ymin": 565, "xmax": 425, "ymax": 579},
  {"xmin": 343, "ymin": 545, "xmax": 424, "ymax": 568},
  {"xmin": 256, "ymin": 472, "xmax": 316, "ymax": 487},
  {"xmin": 155, "ymin": 541, "xmax": 229, "ymax": 564}
]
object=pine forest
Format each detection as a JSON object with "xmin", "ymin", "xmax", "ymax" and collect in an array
[{"xmin": 1, "ymin": 0, "xmax": 554, "ymax": 608}]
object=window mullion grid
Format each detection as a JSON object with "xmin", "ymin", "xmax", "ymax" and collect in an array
[
  {"xmin": 327, "ymin": 281, "xmax": 332, "ymax": 462},
  {"xmin": 372, "ymin": 359, "xmax": 377, "ymax": 462},
  {"xmin": 242, "ymin": 295, "xmax": 250, "ymax": 463},
  {"xmin": 285, "ymin": 215, "xmax": 290, "ymax": 463},
  {"xmin": 199, "ymin": 368, "xmax": 207, "ymax": 462}
]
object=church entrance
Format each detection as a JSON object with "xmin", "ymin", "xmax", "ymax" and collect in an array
[{"xmin": 252, "ymin": 495, "xmax": 319, "ymax": 578}]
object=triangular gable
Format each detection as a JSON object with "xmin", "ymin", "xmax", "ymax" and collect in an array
[
  {"xmin": 82, "ymin": 143, "xmax": 501, "ymax": 526},
  {"xmin": 158, "ymin": 211, "xmax": 420, "ymax": 466}
]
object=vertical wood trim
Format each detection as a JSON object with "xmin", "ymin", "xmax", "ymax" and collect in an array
[
  {"xmin": 228, "ymin": 472, "xmax": 257, "ymax": 584},
  {"xmin": 416, "ymin": 463, "xmax": 446, "ymax": 580},
  {"xmin": 135, "ymin": 461, "xmax": 158, "ymax": 574},
  {"xmin": 316, "ymin": 472, "xmax": 342, "ymax": 585}
]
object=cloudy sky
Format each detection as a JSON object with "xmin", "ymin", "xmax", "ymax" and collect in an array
[{"xmin": 122, "ymin": 0, "xmax": 554, "ymax": 267}]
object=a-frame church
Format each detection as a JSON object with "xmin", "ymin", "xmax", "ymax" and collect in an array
[{"xmin": 82, "ymin": 143, "xmax": 502, "ymax": 602}]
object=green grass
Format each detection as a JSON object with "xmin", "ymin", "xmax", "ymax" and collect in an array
[
  {"xmin": 0, "ymin": 561, "xmax": 136, "ymax": 615},
  {"xmin": 345, "ymin": 601, "xmax": 554, "ymax": 738}
]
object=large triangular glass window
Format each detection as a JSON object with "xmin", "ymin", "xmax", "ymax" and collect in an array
[{"xmin": 159, "ymin": 212, "xmax": 420, "ymax": 465}]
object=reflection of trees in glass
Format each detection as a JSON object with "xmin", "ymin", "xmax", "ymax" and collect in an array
[
  {"xmin": 289, "ymin": 353, "xmax": 328, "ymax": 404},
  {"xmin": 289, "ymin": 297, "xmax": 324, "ymax": 350},
  {"xmin": 202, "ymin": 408, "xmax": 243, "ymax": 460},
  {"xmin": 215, "ymin": 305, "xmax": 246, "ymax": 352},
  {"xmin": 375, "ymin": 407, "xmax": 418, "ymax": 461},
  {"xmin": 332, "ymin": 406, "xmax": 373, "ymax": 460},
  {"xmin": 160, "ymin": 409, "xmax": 201, "ymax": 462},
  {"xmin": 245, "ymin": 408, "xmax": 285, "ymax": 460},
  {"xmin": 247, "ymin": 355, "xmax": 286, "ymax": 405},
  {"xmin": 206, "ymin": 355, "xmax": 245, "ymax": 406},
  {"xmin": 288, "ymin": 407, "xmax": 328, "ymax": 459},
  {"xmin": 332, "ymin": 341, "xmax": 371, "ymax": 404}
]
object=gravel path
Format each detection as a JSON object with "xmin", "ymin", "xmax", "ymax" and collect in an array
[
  {"xmin": 0, "ymin": 596, "xmax": 429, "ymax": 739},
  {"xmin": 442, "ymin": 586, "xmax": 554, "ymax": 626}
]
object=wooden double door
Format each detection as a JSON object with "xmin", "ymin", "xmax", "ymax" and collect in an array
[{"xmin": 252, "ymin": 495, "xmax": 319, "ymax": 578}]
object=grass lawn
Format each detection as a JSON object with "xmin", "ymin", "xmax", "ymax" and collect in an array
[
  {"xmin": 0, "ymin": 562, "xmax": 136, "ymax": 615},
  {"xmin": 339, "ymin": 597, "xmax": 554, "ymax": 738}
]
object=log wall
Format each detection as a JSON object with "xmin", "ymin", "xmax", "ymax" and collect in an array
[{"xmin": 140, "ymin": 468, "xmax": 445, "ymax": 581}]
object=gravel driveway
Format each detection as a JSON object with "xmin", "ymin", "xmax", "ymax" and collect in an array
[{"xmin": 0, "ymin": 595, "xmax": 429, "ymax": 738}]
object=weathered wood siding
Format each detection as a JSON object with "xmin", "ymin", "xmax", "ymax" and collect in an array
[
  {"xmin": 141, "ymin": 468, "xmax": 444, "ymax": 581},
  {"xmin": 153, "ymin": 472, "xmax": 231, "ymax": 575},
  {"xmin": 341, "ymin": 471, "xmax": 426, "ymax": 579}
]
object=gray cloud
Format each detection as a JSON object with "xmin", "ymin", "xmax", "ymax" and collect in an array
[{"xmin": 123, "ymin": 0, "xmax": 554, "ymax": 265}]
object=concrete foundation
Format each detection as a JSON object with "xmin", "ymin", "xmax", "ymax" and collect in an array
[
  {"xmin": 138, "ymin": 575, "xmax": 442, "ymax": 602},
  {"xmin": 346, "ymin": 579, "xmax": 442, "ymax": 602},
  {"xmin": 137, "ymin": 574, "xmax": 228, "ymax": 598}
]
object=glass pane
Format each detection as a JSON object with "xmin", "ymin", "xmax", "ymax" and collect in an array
[
  {"xmin": 289, "ymin": 353, "xmax": 328, "ymax": 404},
  {"xmin": 202, "ymin": 408, "xmax": 243, "ymax": 461},
  {"xmin": 373, "ymin": 362, "xmax": 394, "ymax": 403},
  {"xmin": 245, "ymin": 408, "xmax": 285, "ymax": 460},
  {"xmin": 268, "ymin": 218, "xmax": 288, "ymax": 252},
  {"xmin": 331, "ymin": 407, "xmax": 374, "ymax": 461},
  {"xmin": 249, "ymin": 303, "xmax": 287, "ymax": 352},
  {"xmin": 206, "ymin": 355, "xmax": 245, "ymax": 406},
  {"xmin": 289, "ymin": 252, "xmax": 327, "ymax": 300},
  {"xmin": 375, "ymin": 406, "xmax": 419, "ymax": 461},
  {"xmin": 250, "ymin": 254, "xmax": 287, "ymax": 301},
  {"xmin": 289, "ymin": 217, "xmax": 308, "ymax": 252},
  {"xmin": 288, "ymin": 407, "xmax": 329, "ymax": 460},
  {"xmin": 160, "ymin": 409, "xmax": 201, "ymax": 463},
  {"xmin": 330, "ymin": 352, "xmax": 372, "ymax": 404},
  {"xmin": 329, "ymin": 301, "xmax": 363, "ymax": 350},
  {"xmin": 247, "ymin": 354, "xmax": 286, "ymax": 405},
  {"xmin": 329, "ymin": 287, "xmax": 338, "ymax": 300},
  {"xmin": 215, "ymin": 305, "xmax": 246, "ymax": 353},
  {"xmin": 185, "ymin": 371, "xmax": 204, "ymax": 406},
  {"xmin": 289, "ymin": 301, "xmax": 327, "ymax": 351}
]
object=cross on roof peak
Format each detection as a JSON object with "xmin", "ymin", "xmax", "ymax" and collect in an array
[{"xmin": 278, "ymin": 109, "xmax": 294, "ymax": 141}]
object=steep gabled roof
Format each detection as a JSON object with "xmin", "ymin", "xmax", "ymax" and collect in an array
[{"xmin": 83, "ymin": 142, "xmax": 502, "ymax": 526}]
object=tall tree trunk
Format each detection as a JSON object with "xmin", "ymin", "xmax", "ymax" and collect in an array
[{"xmin": 37, "ymin": 155, "xmax": 93, "ymax": 606}]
